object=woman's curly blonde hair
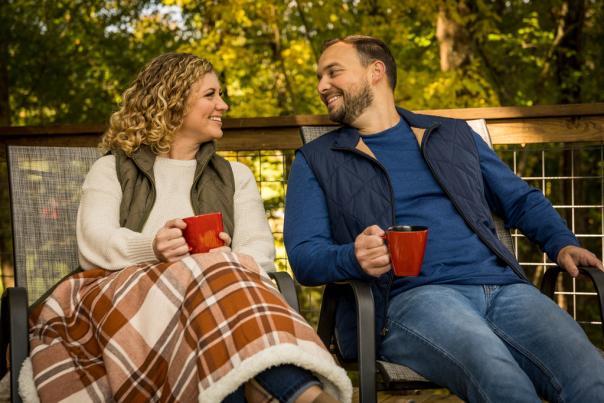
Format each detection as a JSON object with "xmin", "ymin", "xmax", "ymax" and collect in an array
[{"xmin": 100, "ymin": 53, "xmax": 214, "ymax": 155}]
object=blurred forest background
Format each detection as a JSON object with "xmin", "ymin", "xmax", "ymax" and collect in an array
[
  {"xmin": 1, "ymin": 0, "xmax": 603, "ymax": 126},
  {"xmin": 1, "ymin": 0, "xmax": 604, "ymax": 339}
]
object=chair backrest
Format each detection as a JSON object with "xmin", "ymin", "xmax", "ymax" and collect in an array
[
  {"xmin": 7, "ymin": 146, "xmax": 101, "ymax": 304},
  {"xmin": 299, "ymin": 119, "xmax": 515, "ymax": 254}
]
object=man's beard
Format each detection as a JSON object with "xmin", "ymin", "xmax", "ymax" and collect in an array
[{"xmin": 328, "ymin": 81, "xmax": 374, "ymax": 126}]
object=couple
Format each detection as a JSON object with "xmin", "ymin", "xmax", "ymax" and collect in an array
[{"xmin": 27, "ymin": 36, "xmax": 604, "ymax": 402}]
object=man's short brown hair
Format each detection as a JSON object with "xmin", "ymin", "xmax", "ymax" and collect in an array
[{"xmin": 322, "ymin": 35, "xmax": 397, "ymax": 91}]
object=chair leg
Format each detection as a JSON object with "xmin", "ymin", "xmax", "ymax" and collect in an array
[
  {"xmin": 349, "ymin": 281, "xmax": 376, "ymax": 403},
  {"xmin": 2, "ymin": 287, "xmax": 28, "ymax": 403},
  {"xmin": 540, "ymin": 266, "xmax": 561, "ymax": 300},
  {"xmin": 317, "ymin": 284, "xmax": 338, "ymax": 348}
]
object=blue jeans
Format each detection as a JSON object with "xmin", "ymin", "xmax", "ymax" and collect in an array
[
  {"xmin": 222, "ymin": 364, "xmax": 320, "ymax": 402},
  {"xmin": 379, "ymin": 283, "xmax": 604, "ymax": 403}
]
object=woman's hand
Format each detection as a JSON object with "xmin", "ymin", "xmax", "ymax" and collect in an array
[
  {"xmin": 210, "ymin": 232, "xmax": 232, "ymax": 253},
  {"xmin": 153, "ymin": 219, "xmax": 189, "ymax": 262}
]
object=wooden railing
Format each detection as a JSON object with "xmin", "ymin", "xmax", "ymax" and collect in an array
[
  {"xmin": 1, "ymin": 103, "xmax": 603, "ymax": 147},
  {"xmin": 1, "ymin": 103, "xmax": 603, "ymax": 333}
]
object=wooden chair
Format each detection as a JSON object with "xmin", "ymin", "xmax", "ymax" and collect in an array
[
  {"xmin": 0, "ymin": 145, "xmax": 299, "ymax": 403},
  {"xmin": 299, "ymin": 120, "xmax": 604, "ymax": 403}
]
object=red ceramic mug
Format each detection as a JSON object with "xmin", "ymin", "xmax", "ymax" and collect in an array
[
  {"xmin": 382, "ymin": 225, "xmax": 428, "ymax": 277},
  {"xmin": 182, "ymin": 212, "xmax": 225, "ymax": 254}
]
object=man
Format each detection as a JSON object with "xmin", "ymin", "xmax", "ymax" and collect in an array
[{"xmin": 284, "ymin": 35, "xmax": 604, "ymax": 402}]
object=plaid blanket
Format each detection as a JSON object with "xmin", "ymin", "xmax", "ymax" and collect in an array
[{"xmin": 28, "ymin": 252, "xmax": 352, "ymax": 402}]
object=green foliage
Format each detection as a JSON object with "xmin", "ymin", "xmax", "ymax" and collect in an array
[{"xmin": 3, "ymin": 0, "xmax": 603, "ymax": 125}]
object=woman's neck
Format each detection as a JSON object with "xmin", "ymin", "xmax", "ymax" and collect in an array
[{"xmin": 159, "ymin": 138, "xmax": 199, "ymax": 160}]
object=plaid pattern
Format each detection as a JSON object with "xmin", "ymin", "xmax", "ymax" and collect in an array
[{"xmin": 28, "ymin": 252, "xmax": 351, "ymax": 402}]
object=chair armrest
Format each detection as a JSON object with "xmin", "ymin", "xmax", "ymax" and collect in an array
[
  {"xmin": 317, "ymin": 280, "xmax": 376, "ymax": 403},
  {"xmin": 268, "ymin": 271, "xmax": 300, "ymax": 313},
  {"xmin": 541, "ymin": 265, "xmax": 604, "ymax": 339},
  {"xmin": 1, "ymin": 287, "xmax": 28, "ymax": 403}
]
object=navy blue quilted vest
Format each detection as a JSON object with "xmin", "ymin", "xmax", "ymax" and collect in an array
[{"xmin": 299, "ymin": 107, "xmax": 526, "ymax": 359}]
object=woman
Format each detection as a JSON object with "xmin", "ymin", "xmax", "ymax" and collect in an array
[{"xmin": 25, "ymin": 53, "xmax": 351, "ymax": 403}]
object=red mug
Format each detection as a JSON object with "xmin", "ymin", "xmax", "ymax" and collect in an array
[
  {"xmin": 382, "ymin": 225, "xmax": 428, "ymax": 277},
  {"xmin": 182, "ymin": 212, "xmax": 225, "ymax": 254}
]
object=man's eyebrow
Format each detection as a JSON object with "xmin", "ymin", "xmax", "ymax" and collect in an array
[{"xmin": 316, "ymin": 62, "xmax": 342, "ymax": 79}]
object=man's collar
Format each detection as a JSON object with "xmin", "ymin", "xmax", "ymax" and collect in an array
[{"xmin": 332, "ymin": 106, "xmax": 438, "ymax": 149}]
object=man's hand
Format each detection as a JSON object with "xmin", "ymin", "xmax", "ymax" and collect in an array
[
  {"xmin": 210, "ymin": 232, "xmax": 232, "ymax": 253},
  {"xmin": 153, "ymin": 219, "xmax": 189, "ymax": 262},
  {"xmin": 355, "ymin": 225, "xmax": 391, "ymax": 277},
  {"xmin": 557, "ymin": 245, "xmax": 604, "ymax": 278}
]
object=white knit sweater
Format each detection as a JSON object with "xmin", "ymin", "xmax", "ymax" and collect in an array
[{"xmin": 76, "ymin": 155, "xmax": 276, "ymax": 272}]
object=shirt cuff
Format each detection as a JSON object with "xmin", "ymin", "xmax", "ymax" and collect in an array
[{"xmin": 345, "ymin": 243, "xmax": 376, "ymax": 282}]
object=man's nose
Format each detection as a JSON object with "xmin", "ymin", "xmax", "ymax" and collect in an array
[{"xmin": 317, "ymin": 76, "xmax": 330, "ymax": 94}]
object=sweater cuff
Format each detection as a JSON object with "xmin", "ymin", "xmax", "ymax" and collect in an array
[
  {"xmin": 345, "ymin": 243, "xmax": 375, "ymax": 282},
  {"xmin": 127, "ymin": 236, "xmax": 157, "ymax": 264}
]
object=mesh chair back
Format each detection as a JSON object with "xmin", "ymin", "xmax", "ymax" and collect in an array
[
  {"xmin": 299, "ymin": 120, "xmax": 515, "ymax": 254},
  {"xmin": 7, "ymin": 146, "xmax": 101, "ymax": 304}
]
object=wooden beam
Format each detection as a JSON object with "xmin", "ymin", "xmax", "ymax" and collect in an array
[
  {"xmin": 488, "ymin": 116, "xmax": 604, "ymax": 144},
  {"xmin": 1, "ymin": 104, "xmax": 603, "ymax": 148}
]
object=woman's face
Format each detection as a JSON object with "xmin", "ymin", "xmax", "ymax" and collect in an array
[{"xmin": 178, "ymin": 72, "xmax": 229, "ymax": 144}]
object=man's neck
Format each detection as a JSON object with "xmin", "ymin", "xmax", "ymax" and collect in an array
[{"xmin": 353, "ymin": 101, "xmax": 400, "ymax": 135}]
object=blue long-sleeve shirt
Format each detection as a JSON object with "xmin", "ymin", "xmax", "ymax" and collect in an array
[{"xmin": 284, "ymin": 119, "xmax": 579, "ymax": 294}]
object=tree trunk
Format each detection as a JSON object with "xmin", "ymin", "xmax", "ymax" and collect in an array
[
  {"xmin": 268, "ymin": 5, "xmax": 298, "ymax": 115},
  {"xmin": 555, "ymin": 0, "xmax": 586, "ymax": 104},
  {"xmin": 0, "ymin": 1, "xmax": 11, "ymax": 126},
  {"xmin": 540, "ymin": 0, "xmax": 586, "ymax": 104},
  {"xmin": 436, "ymin": 2, "xmax": 472, "ymax": 72}
]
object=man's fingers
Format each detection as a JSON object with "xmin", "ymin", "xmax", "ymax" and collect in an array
[
  {"xmin": 580, "ymin": 251, "xmax": 604, "ymax": 271},
  {"xmin": 367, "ymin": 264, "xmax": 391, "ymax": 277},
  {"xmin": 359, "ymin": 235, "xmax": 386, "ymax": 250},
  {"xmin": 363, "ymin": 225, "xmax": 385, "ymax": 237},
  {"xmin": 560, "ymin": 254, "xmax": 579, "ymax": 278}
]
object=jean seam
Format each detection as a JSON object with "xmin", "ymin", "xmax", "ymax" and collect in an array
[
  {"xmin": 255, "ymin": 375, "xmax": 315, "ymax": 403},
  {"xmin": 385, "ymin": 318, "xmax": 492, "ymax": 403},
  {"xmin": 485, "ymin": 318, "xmax": 565, "ymax": 403}
]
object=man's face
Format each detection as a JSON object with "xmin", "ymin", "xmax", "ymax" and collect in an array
[{"xmin": 316, "ymin": 42, "xmax": 374, "ymax": 125}]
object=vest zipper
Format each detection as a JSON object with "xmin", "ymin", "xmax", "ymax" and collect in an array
[{"xmin": 420, "ymin": 125, "xmax": 528, "ymax": 282}]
